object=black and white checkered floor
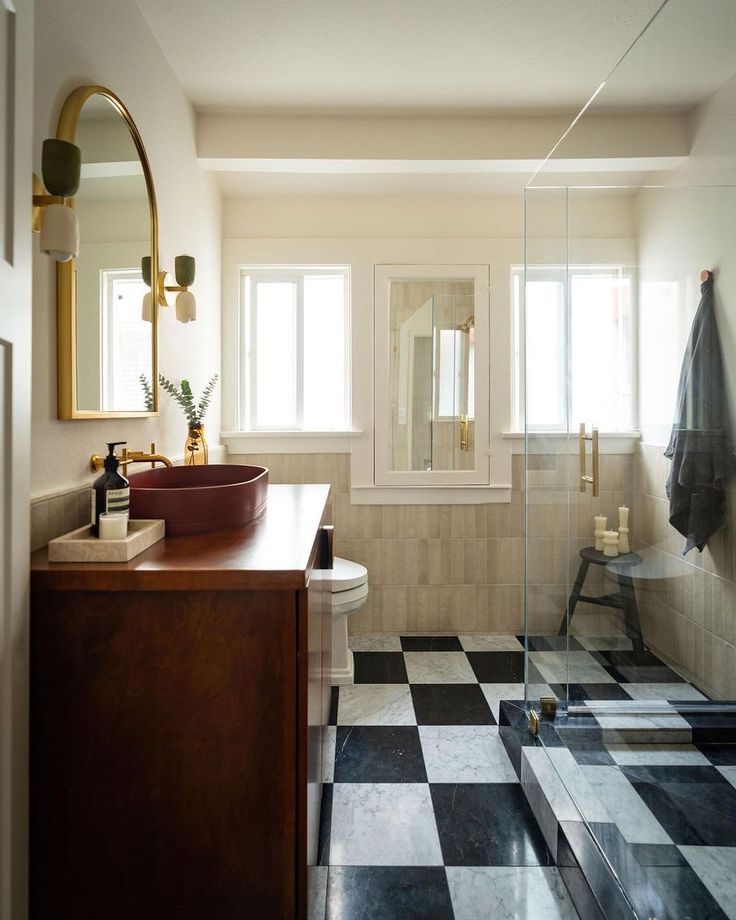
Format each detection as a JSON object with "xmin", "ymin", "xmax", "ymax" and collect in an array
[{"xmin": 311, "ymin": 634, "xmax": 736, "ymax": 920}]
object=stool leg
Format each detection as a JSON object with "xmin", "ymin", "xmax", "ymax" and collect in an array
[
  {"xmin": 559, "ymin": 559, "xmax": 590, "ymax": 637},
  {"xmin": 617, "ymin": 567, "xmax": 645, "ymax": 657}
]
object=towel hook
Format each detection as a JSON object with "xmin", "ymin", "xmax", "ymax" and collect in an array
[{"xmin": 700, "ymin": 269, "xmax": 713, "ymax": 282}]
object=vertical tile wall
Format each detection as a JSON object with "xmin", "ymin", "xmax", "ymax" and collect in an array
[{"xmin": 633, "ymin": 443, "xmax": 736, "ymax": 699}]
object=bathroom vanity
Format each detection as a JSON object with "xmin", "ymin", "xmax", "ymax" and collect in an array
[{"xmin": 30, "ymin": 484, "xmax": 332, "ymax": 920}]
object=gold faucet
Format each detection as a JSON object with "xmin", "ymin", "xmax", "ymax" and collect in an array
[{"xmin": 89, "ymin": 442, "xmax": 174, "ymax": 474}]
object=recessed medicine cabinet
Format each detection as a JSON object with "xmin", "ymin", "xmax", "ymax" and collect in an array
[{"xmin": 374, "ymin": 264, "xmax": 490, "ymax": 486}]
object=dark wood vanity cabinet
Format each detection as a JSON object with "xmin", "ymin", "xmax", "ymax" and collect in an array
[{"xmin": 29, "ymin": 485, "xmax": 332, "ymax": 920}]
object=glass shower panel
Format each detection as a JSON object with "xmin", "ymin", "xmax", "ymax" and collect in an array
[{"xmin": 523, "ymin": 186, "xmax": 578, "ymax": 703}]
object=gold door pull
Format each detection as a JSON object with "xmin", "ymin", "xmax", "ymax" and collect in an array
[
  {"xmin": 579, "ymin": 423, "xmax": 599, "ymax": 497},
  {"xmin": 460, "ymin": 414, "xmax": 470, "ymax": 452}
]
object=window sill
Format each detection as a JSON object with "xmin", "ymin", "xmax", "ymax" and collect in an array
[
  {"xmin": 503, "ymin": 430, "xmax": 641, "ymax": 454},
  {"xmin": 222, "ymin": 430, "xmax": 362, "ymax": 454},
  {"xmin": 350, "ymin": 484, "xmax": 512, "ymax": 505}
]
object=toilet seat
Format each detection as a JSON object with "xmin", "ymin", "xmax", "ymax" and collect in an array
[{"xmin": 331, "ymin": 557, "xmax": 368, "ymax": 593}]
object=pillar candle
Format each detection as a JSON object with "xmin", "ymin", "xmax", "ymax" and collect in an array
[
  {"xmin": 594, "ymin": 515, "xmax": 607, "ymax": 552},
  {"xmin": 618, "ymin": 506, "xmax": 630, "ymax": 554},
  {"xmin": 603, "ymin": 530, "xmax": 619, "ymax": 557}
]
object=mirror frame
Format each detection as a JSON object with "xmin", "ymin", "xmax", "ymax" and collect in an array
[{"xmin": 56, "ymin": 85, "xmax": 159, "ymax": 419}]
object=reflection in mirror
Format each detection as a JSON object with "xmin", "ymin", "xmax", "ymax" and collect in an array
[
  {"xmin": 389, "ymin": 279, "xmax": 474, "ymax": 472},
  {"xmin": 74, "ymin": 95, "xmax": 153, "ymax": 412}
]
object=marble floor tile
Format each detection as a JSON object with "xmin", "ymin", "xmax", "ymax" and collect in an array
[
  {"xmin": 530, "ymin": 651, "xmax": 617, "ymax": 685},
  {"xmin": 700, "ymin": 744, "xmax": 736, "ymax": 765},
  {"xmin": 679, "ymin": 845, "xmax": 736, "ymax": 919},
  {"xmin": 595, "ymin": 649, "xmax": 681, "ymax": 683},
  {"xmin": 403, "ymin": 651, "xmax": 477, "ymax": 684},
  {"xmin": 308, "ymin": 865, "xmax": 328, "ymax": 920},
  {"xmin": 622, "ymin": 682, "xmax": 708, "ymax": 701},
  {"xmin": 595, "ymin": 711, "xmax": 692, "ymax": 743},
  {"xmin": 578, "ymin": 635, "xmax": 634, "ymax": 652},
  {"xmin": 318, "ymin": 784, "xmax": 333, "ymax": 867},
  {"xmin": 459, "ymin": 635, "xmax": 524, "ymax": 652},
  {"xmin": 400, "ymin": 635, "xmax": 463, "ymax": 652},
  {"xmin": 431, "ymin": 783, "xmax": 551, "ymax": 866},
  {"xmin": 580, "ymin": 766, "xmax": 673, "ymax": 844},
  {"xmin": 551, "ymin": 681, "xmax": 631, "ymax": 702},
  {"xmin": 325, "ymin": 866, "xmax": 454, "ymax": 920},
  {"xmin": 465, "ymin": 651, "xmax": 532, "ymax": 683},
  {"xmin": 329, "ymin": 783, "xmax": 443, "ymax": 866},
  {"xmin": 607, "ymin": 743, "xmax": 710, "ymax": 767},
  {"xmin": 348, "ymin": 634, "xmax": 403, "ymax": 652},
  {"xmin": 644, "ymin": 864, "xmax": 729, "ymax": 920},
  {"xmin": 446, "ymin": 866, "xmax": 579, "ymax": 920},
  {"xmin": 337, "ymin": 684, "xmax": 416, "ymax": 726},
  {"xmin": 419, "ymin": 725, "xmax": 517, "ymax": 783},
  {"xmin": 353, "ymin": 652, "xmax": 408, "ymax": 684},
  {"xmin": 334, "ymin": 726, "xmax": 426, "ymax": 783},
  {"xmin": 322, "ymin": 726, "xmax": 336, "ymax": 783},
  {"xmin": 623, "ymin": 765, "xmax": 736, "ymax": 847},
  {"xmin": 525, "ymin": 635, "xmax": 584, "ymax": 652},
  {"xmin": 411, "ymin": 684, "xmax": 495, "ymax": 725},
  {"xmin": 329, "ymin": 686, "xmax": 339, "ymax": 725},
  {"xmin": 480, "ymin": 682, "xmax": 553, "ymax": 721},
  {"xmin": 718, "ymin": 765, "xmax": 736, "ymax": 789}
]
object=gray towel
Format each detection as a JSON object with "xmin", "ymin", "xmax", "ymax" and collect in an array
[{"xmin": 664, "ymin": 275, "xmax": 736, "ymax": 554}]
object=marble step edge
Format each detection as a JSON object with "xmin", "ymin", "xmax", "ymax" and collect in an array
[{"xmin": 520, "ymin": 747, "xmax": 636, "ymax": 920}]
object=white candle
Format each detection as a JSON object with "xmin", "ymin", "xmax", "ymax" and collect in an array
[
  {"xmin": 603, "ymin": 530, "xmax": 619, "ymax": 557},
  {"xmin": 98, "ymin": 512, "xmax": 128, "ymax": 540},
  {"xmin": 618, "ymin": 506, "xmax": 630, "ymax": 554},
  {"xmin": 594, "ymin": 515, "xmax": 607, "ymax": 552}
]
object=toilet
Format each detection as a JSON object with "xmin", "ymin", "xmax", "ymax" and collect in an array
[{"xmin": 328, "ymin": 556, "xmax": 369, "ymax": 684}]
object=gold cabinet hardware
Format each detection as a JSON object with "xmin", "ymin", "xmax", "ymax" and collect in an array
[
  {"xmin": 460, "ymin": 414, "xmax": 470, "ymax": 452},
  {"xmin": 579, "ymin": 423, "xmax": 599, "ymax": 497},
  {"xmin": 528, "ymin": 710, "xmax": 540, "ymax": 736}
]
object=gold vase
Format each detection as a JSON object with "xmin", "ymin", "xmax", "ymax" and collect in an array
[{"xmin": 184, "ymin": 424, "xmax": 208, "ymax": 466}]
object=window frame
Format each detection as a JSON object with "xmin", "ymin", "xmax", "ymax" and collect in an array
[
  {"xmin": 239, "ymin": 265, "xmax": 351, "ymax": 432},
  {"xmin": 511, "ymin": 263, "xmax": 635, "ymax": 433}
]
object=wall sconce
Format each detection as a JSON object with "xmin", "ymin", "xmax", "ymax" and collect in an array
[
  {"xmin": 142, "ymin": 254, "xmax": 197, "ymax": 324},
  {"xmin": 32, "ymin": 138, "xmax": 81, "ymax": 261}
]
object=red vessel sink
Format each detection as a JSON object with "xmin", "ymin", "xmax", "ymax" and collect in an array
[{"xmin": 128, "ymin": 464, "xmax": 269, "ymax": 536}]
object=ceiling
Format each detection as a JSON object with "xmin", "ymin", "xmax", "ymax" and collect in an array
[{"xmin": 134, "ymin": 0, "xmax": 736, "ymax": 116}]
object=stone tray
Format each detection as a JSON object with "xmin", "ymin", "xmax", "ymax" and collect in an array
[{"xmin": 48, "ymin": 519, "xmax": 165, "ymax": 563}]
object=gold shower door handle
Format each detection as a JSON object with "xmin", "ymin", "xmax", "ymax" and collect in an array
[
  {"xmin": 579, "ymin": 423, "xmax": 599, "ymax": 497},
  {"xmin": 460, "ymin": 414, "xmax": 469, "ymax": 451}
]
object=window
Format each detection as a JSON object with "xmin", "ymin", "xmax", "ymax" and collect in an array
[
  {"xmin": 512, "ymin": 265, "xmax": 634, "ymax": 431},
  {"xmin": 240, "ymin": 267, "xmax": 350, "ymax": 431},
  {"xmin": 101, "ymin": 268, "xmax": 151, "ymax": 411}
]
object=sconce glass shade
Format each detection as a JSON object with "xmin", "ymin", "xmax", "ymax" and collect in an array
[
  {"xmin": 174, "ymin": 254, "xmax": 195, "ymax": 287},
  {"xmin": 141, "ymin": 291, "xmax": 153, "ymax": 323},
  {"xmin": 175, "ymin": 290, "xmax": 197, "ymax": 323},
  {"xmin": 40, "ymin": 203, "xmax": 79, "ymax": 261},
  {"xmin": 41, "ymin": 138, "xmax": 81, "ymax": 197}
]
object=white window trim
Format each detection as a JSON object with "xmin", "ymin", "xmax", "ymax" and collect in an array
[
  {"xmin": 237, "ymin": 264, "xmax": 352, "ymax": 433},
  {"xmin": 374, "ymin": 263, "xmax": 491, "ymax": 486},
  {"xmin": 512, "ymin": 263, "xmax": 636, "ymax": 434}
]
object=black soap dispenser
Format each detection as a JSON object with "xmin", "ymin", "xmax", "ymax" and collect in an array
[{"xmin": 92, "ymin": 442, "xmax": 130, "ymax": 535}]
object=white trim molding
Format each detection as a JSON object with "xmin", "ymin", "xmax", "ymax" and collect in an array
[{"xmin": 222, "ymin": 430, "xmax": 361, "ymax": 454}]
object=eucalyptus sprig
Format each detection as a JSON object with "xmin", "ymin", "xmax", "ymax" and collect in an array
[
  {"xmin": 139, "ymin": 374, "xmax": 154, "ymax": 412},
  {"xmin": 158, "ymin": 373, "xmax": 218, "ymax": 428}
]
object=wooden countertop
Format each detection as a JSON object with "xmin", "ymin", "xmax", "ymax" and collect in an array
[{"xmin": 31, "ymin": 483, "xmax": 331, "ymax": 592}]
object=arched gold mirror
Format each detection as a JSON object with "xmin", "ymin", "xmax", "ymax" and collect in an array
[{"xmin": 56, "ymin": 85, "xmax": 158, "ymax": 418}]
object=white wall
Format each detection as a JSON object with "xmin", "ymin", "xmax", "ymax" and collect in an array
[
  {"xmin": 32, "ymin": 0, "xmax": 222, "ymax": 498},
  {"xmin": 637, "ymin": 71, "xmax": 736, "ymax": 447},
  {"xmin": 222, "ymin": 191, "xmax": 636, "ymax": 496}
]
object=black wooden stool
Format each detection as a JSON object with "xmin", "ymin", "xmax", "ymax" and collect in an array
[{"xmin": 559, "ymin": 546, "xmax": 644, "ymax": 656}]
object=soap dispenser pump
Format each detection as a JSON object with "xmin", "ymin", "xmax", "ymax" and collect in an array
[{"xmin": 92, "ymin": 442, "xmax": 130, "ymax": 535}]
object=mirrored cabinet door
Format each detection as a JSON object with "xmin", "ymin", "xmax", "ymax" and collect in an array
[{"xmin": 375, "ymin": 265, "xmax": 490, "ymax": 486}]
